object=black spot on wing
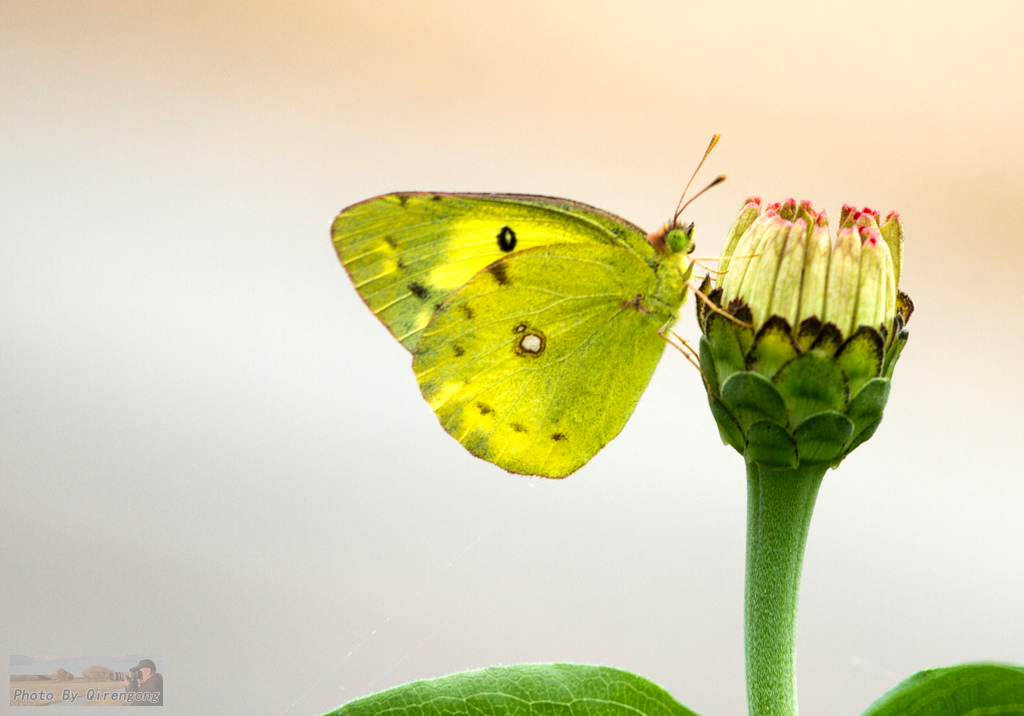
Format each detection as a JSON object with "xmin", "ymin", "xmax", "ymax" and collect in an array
[
  {"xmin": 461, "ymin": 304, "xmax": 475, "ymax": 320},
  {"xmin": 488, "ymin": 262, "xmax": 510, "ymax": 286},
  {"xmin": 620, "ymin": 293, "xmax": 652, "ymax": 315},
  {"xmin": 384, "ymin": 235, "xmax": 398, "ymax": 248},
  {"xmin": 510, "ymin": 423, "xmax": 527, "ymax": 433},
  {"xmin": 453, "ymin": 344, "xmax": 465, "ymax": 357},
  {"xmin": 408, "ymin": 282, "xmax": 429, "ymax": 300},
  {"xmin": 396, "ymin": 194, "xmax": 409, "ymax": 206},
  {"xmin": 396, "ymin": 258, "xmax": 406, "ymax": 270},
  {"xmin": 476, "ymin": 402, "xmax": 493, "ymax": 415},
  {"xmin": 497, "ymin": 226, "xmax": 517, "ymax": 252},
  {"xmin": 551, "ymin": 432, "xmax": 566, "ymax": 442}
]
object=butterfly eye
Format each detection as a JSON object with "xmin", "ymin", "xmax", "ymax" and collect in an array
[{"xmin": 666, "ymin": 224, "xmax": 695, "ymax": 255}]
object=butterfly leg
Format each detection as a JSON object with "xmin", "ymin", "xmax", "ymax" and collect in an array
[
  {"xmin": 686, "ymin": 279, "xmax": 754, "ymax": 329},
  {"xmin": 658, "ymin": 329, "xmax": 715, "ymax": 400},
  {"xmin": 687, "ymin": 258, "xmax": 728, "ymax": 276}
]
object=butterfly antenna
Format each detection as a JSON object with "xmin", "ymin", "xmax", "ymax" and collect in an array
[
  {"xmin": 673, "ymin": 133, "xmax": 724, "ymax": 223},
  {"xmin": 676, "ymin": 175, "xmax": 727, "ymax": 221}
]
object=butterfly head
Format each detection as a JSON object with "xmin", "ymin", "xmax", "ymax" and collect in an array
[
  {"xmin": 665, "ymin": 222, "xmax": 696, "ymax": 255},
  {"xmin": 647, "ymin": 221, "xmax": 696, "ymax": 256}
]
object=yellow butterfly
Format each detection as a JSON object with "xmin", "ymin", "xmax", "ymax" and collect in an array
[{"xmin": 333, "ymin": 137, "xmax": 722, "ymax": 478}]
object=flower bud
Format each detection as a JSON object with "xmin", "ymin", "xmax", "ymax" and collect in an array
[{"xmin": 697, "ymin": 199, "xmax": 913, "ymax": 469}]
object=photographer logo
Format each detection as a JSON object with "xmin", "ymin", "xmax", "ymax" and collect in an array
[{"xmin": 10, "ymin": 655, "xmax": 163, "ymax": 707}]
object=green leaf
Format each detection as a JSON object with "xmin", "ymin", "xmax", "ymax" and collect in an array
[
  {"xmin": 328, "ymin": 663, "xmax": 700, "ymax": 716},
  {"xmin": 861, "ymin": 663, "xmax": 1024, "ymax": 716}
]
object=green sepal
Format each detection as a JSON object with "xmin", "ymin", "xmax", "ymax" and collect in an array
[
  {"xmin": 720, "ymin": 372, "xmax": 789, "ymax": 433},
  {"xmin": 695, "ymin": 277, "xmax": 715, "ymax": 333},
  {"xmin": 844, "ymin": 416, "xmax": 882, "ymax": 456},
  {"xmin": 882, "ymin": 329, "xmax": 909, "ymax": 378},
  {"xmin": 795, "ymin": 316, "xmax": 823, "ymax": 353},
  {"xmin": 732, "ymin": 305, "xmax": 756, "ymax": 356},
  {"xmin": 844, "ymin": 375, "xmax": 889, "ymax": 459},
  {"xmin": 701, "ymin": 336, "xmax": 747, "ymax": 453},
  {"xmin": 772, "ymin": 352, "xmax": 848, "ymax": 428},
  {"xmin": 745, "ymin": 420, "xmax": 798, "ymax": 467},
  {"xmin": 809, "ymin": 322, "xmax": 844, "ymax": 356},
  {"xmin": 327, "ymin": 663, "xmax": 701, "ymax": 716},
  {"xmin": 794, "ymin": 411, "xmax": 854, "ymax": 464},
  {"xmin": 896, "ymin": 291, "xmax": 914, "ymax": 324},
  {"xmin": 746, "ymin": 316, "xmax": 799, "ymax": 380},
  {"xmin": 698, "ymin": 335, "xmax": 720, "ymax": 394},
  {"xmin": 704, "ymin": 310, "xmax": 748, "ymax": 387},
  {"xmin": 835, "ymin": 326, "xmax": 885, "ymax": 397},
  {"xmin": 845, "ymin": 377, "xmax": 890, "ymax": 438},
  {"xmin": 861, "ymin": 663, "xmax": 1024, "ymax": 716},
  {"xmin": 710, "ymin": 399, "xmax": 746, "ymax": 453}
]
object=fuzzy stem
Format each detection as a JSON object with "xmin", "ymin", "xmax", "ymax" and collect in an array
[{"xmin": 745, "ymin": 461, "xmax": 827, "ymax": 716}]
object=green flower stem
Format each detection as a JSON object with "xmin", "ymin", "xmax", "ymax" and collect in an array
[{"xmin": 745, "ymin": 461, "xmax": 827, "ymax": 716}]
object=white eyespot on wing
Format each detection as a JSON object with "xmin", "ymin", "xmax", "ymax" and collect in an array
[
  {"xmin": 517, "ymin": 332, "xmax": 545, "ymax": 356},
  {"xmin": 520, "ymin": 334, "xmax": 543, "ymax": 352}
]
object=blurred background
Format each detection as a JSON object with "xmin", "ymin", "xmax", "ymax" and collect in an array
[{"xmin": 2, "ymin": 2, "xmax": 1022, "ymax": 714}]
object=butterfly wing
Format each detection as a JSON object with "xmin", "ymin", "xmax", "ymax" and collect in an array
[
  {"xmin": 412, "ymin": 242, "xmax": 686, "ymax": 477},
  {"xmin": 333, "ymin": 192, "xmax": 657, "ymax": 350}
]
